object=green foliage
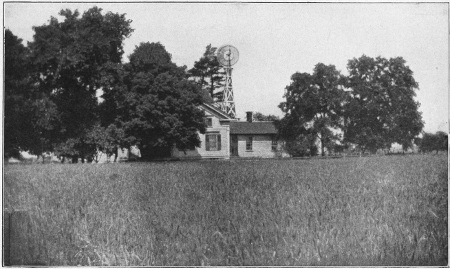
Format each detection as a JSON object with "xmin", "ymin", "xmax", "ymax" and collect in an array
[
  {"xmin": 27, "ymin": 7, "xmax": 133, "ymax": 160},
  {"xmin": 5, "ymin": 28, "xmax": 31, "ymax": 158},
  {"xmin": 283, "ymin": 133, "xmax": 318, "ymax": 157},
  {"xmin": 28, "ymin": 97, "xmax": 60, "ymax": 155},
  {"xmin": 101, "ymin": 42, "xmax": 207, "ymax": 159},
  {"xmin": 7, "ymin": 7, "xmax": 208, "ymax": 161},
  {"xmin": 344, "ymin": 55, "xmax": 424, "ymax": 152},
  {"xmin": 188, "ymin": 44, "xmax": 224, "ymax": 102},
  {"xmin": 279, "ymin": 56, "xmax": 424, "ymax": 155},
  {"xmin": 279, "ymin": 64, "xmax": 345, "ymax": 156},
  {"xmin": 53, "ymin": 138, "xmax": 84, "ymax": 163},
  {"xmin": 253, "ymin": 112, "xmax": 280, "ymax": 122},
  {"xmin": 84, "ymin": 124, "xmax": 129, "ymax": 162},
  {"xmin": 4, "ymin": 29, "xmax": 59, "ymax": 158},
  {"xmin": 436, "ymin": 131, "xmax": 448, "ymax": 151},
  {"xmin": 4, "ymin": 155, "xmax": 447, "ymax": 266},
  {"xmin": 416, "ymin": 132, "xmax": 448, "ymax": 153},
  {"xmin": 129, "ymin": 42, "xmax": 177, "ymax": 75}
]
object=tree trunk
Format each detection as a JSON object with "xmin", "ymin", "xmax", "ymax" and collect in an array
[
  {"xmin": 80, "ymin": 153, "xmax": 85, "ymax": 163},
  {"xmin": 72, "ymin": 155, "xmax": 78, "ymax": 163},
  {"xmin": 320, "ymin": 132, "xmax": 325, "ymax": 156},
  {"xmin": 80, "ymin": 144, "xmax": 85, "ymax": 163},
  {"xmin": 114, "ymin": 147, "xmax": 118, "ymax": 162},
  {"xmin": 321, "ymin": 141, "xmax": 325, "ymax": 156},
  {"xmin": 210, "ymin": 75, "xmax": 217, "ymax": 100},
  {"xmin": 209, "ymin": 84, "xmax": 214, "ymax": 100}
]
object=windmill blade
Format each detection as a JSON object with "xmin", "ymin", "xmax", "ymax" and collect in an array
[
  {"xmin": 217, "ymin": 45, "xmax": 239, "ymax": 67},
  {"xmin": 215, "ymin": 44, "xmax": 239, "ymax": 118}
]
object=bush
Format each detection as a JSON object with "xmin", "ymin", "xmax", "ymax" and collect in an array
[
  {"xmin": 284, "ymin": 134, "xmax": 318, "ymax": 157},
  {"xmin": 416, "ymin": 132, "xmax": 448, "ymax": 153}
]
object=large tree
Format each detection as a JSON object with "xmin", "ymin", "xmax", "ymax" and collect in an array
[
  {"xmin": 253, "ymin": 112, "xmax": 280, "ymax": 122},
  {"xmin": 5, "ymin": 29, "xmax": 31, "ymax": 158},
  {"xmin": 28, "ymin": 7, "xmax": 133, "ymax": 162},
  {"xmin": 188, "ymin": 44, "xmax": 224, "ymax": 102},
  {"xmin": 5, "ymin": 29, "xmax": 60, "ymax": 160},
  {"xmin": 5, "ymin": 29, "xmax": 30, "ymax": 158},
  {"xmin": 416, "ymin": 131, "xmax": 448, "ymax": 153},
  {"xmin": 279, "ymin": 63, "xmax": 345, "ymax": 156},
  {"xmin": 344, "ymin": 55, "xmax": 423, "ymax": 153},
  {"xmin": 101, "ymin": 42, "xmax": 207, "ymax": 159}
]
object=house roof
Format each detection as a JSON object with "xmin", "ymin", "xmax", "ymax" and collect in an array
[
  {"xmin": 200, "ymin": 103, "xmax": 234, "ymax": 120},
  {"xmin": 230, "ymin": 121, "xmax": 278, "ymax": 135}
]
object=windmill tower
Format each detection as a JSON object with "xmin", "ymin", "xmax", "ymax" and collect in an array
[{"xmin": 217, "ymin": 45, "xmax": 239, "ymax": 118}]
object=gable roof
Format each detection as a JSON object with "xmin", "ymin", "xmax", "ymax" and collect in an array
[
  {"xmin": 230, "ymin": 121, "xmax": 278, "ymax": 135},
  {"xmin": 200, "ymin": 103, "xmax": 233, "ymax": 120}
]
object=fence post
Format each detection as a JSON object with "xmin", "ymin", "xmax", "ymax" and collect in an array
[
  {"xmin": 3, "ymin": 209, "xmax": 39, "ymax": 265},
  {"xmin": 4, "ymin": 211, "xmax": 11, "ymax": 266}
]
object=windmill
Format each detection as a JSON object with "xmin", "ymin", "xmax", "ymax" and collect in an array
[{"xmin": 216, "ymin": 45, "xmax": 239, "ymax": 118}]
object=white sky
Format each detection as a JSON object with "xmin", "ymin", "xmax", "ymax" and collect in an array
[{"xmin": 4, "ymin": 2, "xmax": 448, "ymax": 133}]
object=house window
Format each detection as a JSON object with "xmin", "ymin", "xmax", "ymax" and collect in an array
[
  {"xmin": 272, "ymin": 136, "xmax": 277, "ymax": 151},
  {"xmin": 205, "ymin": 117, "xmax": 213, "ymax": 127},
  {"xmin": 246, "ymin": 136, "xmax": 253, "ymax": 151},
  {"xmin": 206, "ymin": 133, "xmax": 221, "ymax": 151}
]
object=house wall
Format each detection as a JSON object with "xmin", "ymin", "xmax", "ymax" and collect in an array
[
  {"xmin": 236, "ymin": 134, "xmax": 278, "ymax": 158},
  {"xmin": 172, "ymin": 110, "xmax": 230, "ymax": 159}
]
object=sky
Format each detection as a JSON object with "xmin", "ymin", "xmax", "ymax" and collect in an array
[{"xmin": 3, "ymin": 2, "xmax": 448, "ymax": 133}]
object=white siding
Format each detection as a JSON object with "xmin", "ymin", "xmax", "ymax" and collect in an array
[
  {"xmin": 172, "ymin": 109, "xmax": 230, "ymax": 159},
  {"xmin": 236, "ymin": 135, "xmax": 278, "ymax": 158}
]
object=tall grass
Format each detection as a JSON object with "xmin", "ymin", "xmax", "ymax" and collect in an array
[{"xmin": 4, "ymin": 154, "xmax": 447, "ymax": 266}]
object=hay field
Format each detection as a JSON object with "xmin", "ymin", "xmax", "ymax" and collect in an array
[{"xmin": 3, "ymin": 154, "xmax": 447, "ymax": 266}]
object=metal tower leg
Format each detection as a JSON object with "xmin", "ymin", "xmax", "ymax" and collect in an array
[{"xmin": 220, "ymin": 67, "xmax": 237, "ymax": 118}]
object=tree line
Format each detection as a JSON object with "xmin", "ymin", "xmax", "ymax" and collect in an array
[
  {"xmin": 415, "ymin": 132, "xmax": 448, "ymax": 154},
  {"xmin": 188, "ymin": 46, "xmax": 445, "ymax": 157},
  {"xmin": 5, "ymin": 6, "xmax": 446, "ymax": 162},
  {"xmin": 277, "ymin": 57, "xmax": 446, "ymax": 156},
  {"xmin": 5, "ymin": 7, "xmax": 223, "ymax": 162}
]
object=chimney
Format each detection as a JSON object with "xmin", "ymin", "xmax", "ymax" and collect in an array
[{"xmin": 246, "ymin": 111, "xmax": 253, "ymax": 123}]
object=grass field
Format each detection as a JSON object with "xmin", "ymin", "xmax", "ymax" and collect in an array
[{"xmin": 3, "ymin": 154, "xmax": 448, "ymax": 266}]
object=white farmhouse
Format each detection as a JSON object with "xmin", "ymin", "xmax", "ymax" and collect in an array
[{"xmin": 172, "ymin": 103, "xmax": 290, "ymax": 159}]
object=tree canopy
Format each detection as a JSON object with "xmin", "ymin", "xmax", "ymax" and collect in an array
[
  {"xmin": 4, "ymin": 8, "xmax": 432, "ymax": 161},
  {"xmin": 5, "ymin": 8, "xmax": 213, "ymax": 162},
  {"xmin": 5, "ymin": 29, "xmax": 34, "ymax": 158},
  {"xmin": 278, "ymin": 56, "xmax": 424, "ymax": 155},
  {"xmin": 415, "ymin": 132, "xmax": 448, "ymax": 153},
  {"xmin": 253, "ymin": 112, "xmax": 280, "ymax": 122},
  {"xmin": 23, "ymin": 7, "xmax": 134, "ymax": 162},
  {"xmin": 278, "ymin": 63, "xmax": 345, "ymax": 156},
  {"xmin": 188, "ymin": 44, "xmax": 224, "ymax": 103},
  {"xmin": 101, "ymin": 42, "xmax": 207, "ymax": 159},
  {"xmin": 344, "ymin": 55, "xmax": 423, "ymax": 152}
]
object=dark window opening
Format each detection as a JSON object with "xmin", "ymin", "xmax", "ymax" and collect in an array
[
  {"xmin": 246, "ymin": 136, "xmax": 253, "ymax": 151},
  {"xmin": 206, "ymin": 133, "xmax": 221, "ymax": 151},
  {"xmin": 205, "ymin": 117, "xmax": 213, "ymax": 127},
  {"xmin": 272, "ymin": 136, "xmax": 277, "ymax": 151}
]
